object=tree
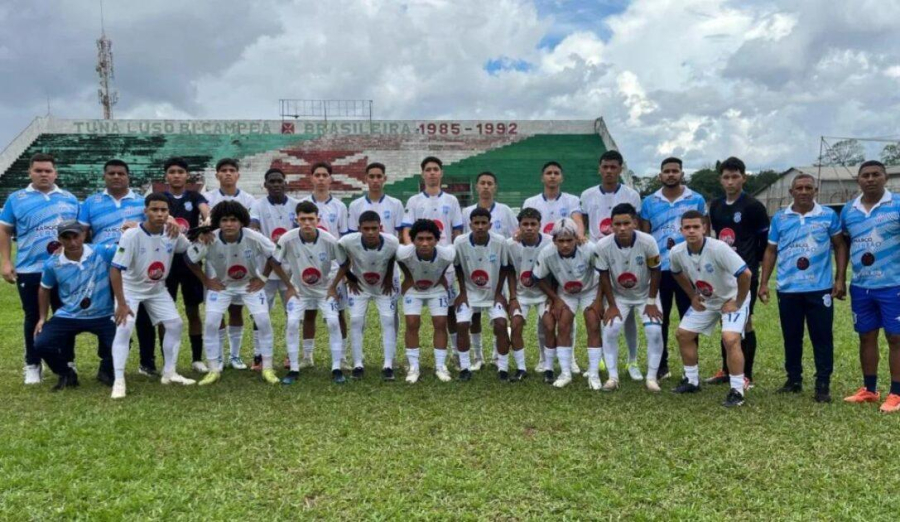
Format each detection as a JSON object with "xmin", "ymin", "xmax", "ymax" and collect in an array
[
  {"xmin": 634, "ymin": 175, "xmax": 662, "ymax": 197},
  {"xmin": 744, "ymin": 169, "xmax": 780, "ymax": 194},
  {"xmin": 818, "ymin": 139, "xmax": 865, "ymax": 166},
  {"xmin": 686, "ymin": 167, "xmax": 724, "ymax": 201},
  {"xmin": 881, "ymin": 143, "xmax": 900, "ymax": 165}
]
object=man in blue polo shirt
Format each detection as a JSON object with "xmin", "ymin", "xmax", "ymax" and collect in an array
[
  {"xmin": 759, "ymin": 173, "xmax": 846, "ymax": 403},
  {"xmin": 840, "ymin": 160, "xmax": 900, "ymax": 413},
  {"xmin": 34, "ymin": 221, "xmax": 118, "ymax": 390},
  {"xmin": 640, "ymin": 156, "xmax": 707, "ymax": 380},
  {"xmin": 78, "ymin": 158, "xmax": 160, "ymax": 376},
  {"xmin": 0, "ymin": 153, "xmax": 79, "ymax": 385}
]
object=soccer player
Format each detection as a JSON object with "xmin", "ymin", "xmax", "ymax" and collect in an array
[
  {"xmin": 839, "ymin": 160, "xmax": 900, "ymax": 412},
  {"xmin": 523, "ymin": 161, "xmax": 585, "ymax": 237},
  {"xmin": 669, "ymin": 210, "xmax": 752, "ymax": 408},
  {"xmin": 533, "ymin": 218, "xmax": 602, "ymax": 388},
  {"xmin": 640, "ymin": 157, "xmax": 707, "ymax": 380},
  {"xmin": 758, "ymin": 173, "xmax": 846, "ymax": 403},
  {"xmin": 249, "ymin": 168, "xmax": 299, "ymax": 370},
  {"xmin": 348, "ymin": 162, "xmax": 404, "ymax": 237},
  {"xmin": 301, "ymin": 162, "xmax": 350, "ymax": 369},
  {"xmin": 109, "ymin": 193, "xmax": 196, "ymax": 399},
  {"xmin": 78, "ymin": 159, "xmax": 161, "ymax": 377},
  {"xmin": 0, "ymin": 152, "xmax": 79, "ymax": 384},
  {"xmin": 581, "ymin": 150, "xmax": 643, "ymax": 379},
  {"xmin": 34, "ymin": 221, "xmax": 117, "ymax": 390},
  {"xmin": 202, "ymin": 158, "xmax": 258, "ymax": 370},
  {"xmin": 508, "ymin": 208, "xmax": 551, "ymax": 380},
  {"xmin": 396, "ymin": 219, "xmax": 456, "ymax": 384},
  {"xmin": 272, "ymin": 200, "xmax": 347, "ymax": 385},
  {"xmin": 453, "ymin": 207, "xmax": 512, "ymax": 381},
  {"xmin": 161, "ymin": 157, "xmax": 210, "ymax": 372},
  {"xmin": 706, "ymin": 157, "xmax": 770, "ymax": 388},
  {"xmin": 596, "ymin": 203, "xmax": 664, "ymax": 392},
  {"xmin": 331, "ymin": 211, "xmax": 400, "ymax": 380},
  {"xmin": 186, "ymin": 201, "xmax": 284, "ymax": 385}
]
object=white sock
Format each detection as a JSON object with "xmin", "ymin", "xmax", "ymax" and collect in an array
[
  {"xmin": 228, "ymin": 326, "xmax": 243, "ymax": 359},
  {"xmin": 112, "ymin": 317, "xmax": 135, "ymax": 380},
  {"xmin": 472, "ymin": 333, "xmax": 483, "ymax": 360},
  {"xmin": 434, "ymin": 348, "xmax": 447, "ymax": 370},
  {"xmin": 513, "ymin": 349, "xmax": 526, "ymax": 371},
  {"xmin": 160, "ymin": 318, "xmax": 183, "ymax": 376},
  {"xmin": 730, "ymin": 373, "xmax": 745, "ymax": 394},
  {"xmin": 459, "ymin": 351, "xmax": 471, "ymax": 370},
  {"xmin": 327, "ymin": 319, "xmax": 343, "ymax": 371},
  {"xmin": 450, "ymin": 332, "xmax": 458, "ymax": 352},
  {"xmin": 685, "ymin": 365, "xmax": 700, "ymax": 386},
  {"xmin": 556, "ymin": 347, "xmax": 572, "ymax": 376},
  {"xmin": 497, "ymin": 353, "xmax": 509, "ymax": 372},
  {"xmin": 646, "ymin": 326, "xmax": 663, "ymax": 379},
  {"xmin": 204, "ymin": 314, "xmax": 224, "ymax": 369},
  {"xmin": 380, "ymin": 313, "xmax": 396, "ymax": 369},
  {"xmin": 587, "ymin": 347, "xmax": 602, "ymax": 378},
  {"xmin": 406, "ymin": 348, "xmax": 420, "ymax": 371},
  {"xmin": 544, "ymin": 347, "xmax": 556, "ymax": 371},
  {"xmin": 350, "ymin": 315, "xmax": 365, "ymax": 368},
  {"xmin": 286, "ymin": 314, "xmax": 301, "ymax": 372},
  {"xmin": 218, "ymin": 328, "xmax": 227, "ymax": 359},
  {"xmin": 262, "ymin": 355, "xmax": 273, "ymax": 370},
  {"xmin": 252, "ymin": 328, "xmax": 261, "ymax": 357},
  {"xmin": 303, "ymin": 338, "xmax": 314, "ymax": 359},
  {"xmin": 492, "ymin": 337, "xmax": 498, "ymax": 361}
]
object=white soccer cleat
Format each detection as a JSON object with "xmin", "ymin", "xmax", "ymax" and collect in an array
[
  {"xmin": 570, "ymin": 359, "xmax": 581, "ymax": 375},
  {"xmin": 405, "ymin": 368, "xmax": 420, "ymax": 384},
  {"xmin": 23, "ymin": 364, "xmax": 42, "ymax": 385},
  {"xmin": 553, "ymin": 373, "xmax": 573, "ymax": 388},
  {"xmin": 645, "ymin": 379, "xmax": 661, "ymax": 393},
  {"xmin": 470, "ymin": 360, "xmax": 484, "ymax": 372},
  {"xmin": 340, "ymin": 352, "xmax": 352, "ymax": 371},
  {"xmin": 111, "ymin": 379, "xmax": 127, "ymax": 399},
  {"xmin": 229, "ymin": 357, "xmax": 248, "ymax": 370},
  {"xmin": 534, "ymin": 360, "xmax": 546, "ymax": 373},
  {"xmin": 627, "ymin": 362, "xmax": 643, "ymax": 381},
  {"xmin": 161, "ymin": 373, "xmax": 197, "ymax": 386},
  {"xmin": 298, "ymin": 355, "xmax": 314, "ymax": 369},
  {"xmin": 435, "ymin": 366, "xmax": 452, "ymax": 382},
  {"xmin": 588, "ymin": 375, "xmax": 602, "ymax": 391},
  {"xmin": 602, "ymin": 378, "xmax": 619, "ymax": 392},
  {"xmin": 191, "ymin": 361, "xmax": 209, "ymax": 373}
]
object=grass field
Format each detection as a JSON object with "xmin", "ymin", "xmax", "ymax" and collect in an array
[{"xmin": 1, "ymin": 280, "xmax": 898, "ymax": 520}]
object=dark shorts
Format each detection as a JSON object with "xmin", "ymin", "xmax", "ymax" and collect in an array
[
  {"xmin": 749, "ymin": 271, "xmax": 759, "ymax": 316},
  {"xmin": 165, "ymin": 254, "xmax": 204, "ymax": 307}
]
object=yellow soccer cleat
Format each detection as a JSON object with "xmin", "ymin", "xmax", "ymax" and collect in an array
[
  {"xmin": 261, "ymin": 369, "xmax": 280, "ymax": 385},
  {"xmin": 198, "ymin": 371, "xmax": 221, "ymax": 386}
]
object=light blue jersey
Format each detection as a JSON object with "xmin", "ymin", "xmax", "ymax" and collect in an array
[
  {"xmin": 639, "ymin": 187, "xmax": 707, "ymax": 271},
  {"xmin": 40, "ymin": 244, "xmax": 117, "ymax": 319},
  {"xmin": 0, "ymin": 185, "xmax": 79, "ymax": 273},
  {"xmin": 841, "ymin": 191, "xmax": 900, "ymax": 289},
  {"xmin": 768, "ymin": 203, "xmax": 841, "ymax": 293},
  {"xmin": 78, "ymin": 189, "xmax": 145, "ymax": 245}
]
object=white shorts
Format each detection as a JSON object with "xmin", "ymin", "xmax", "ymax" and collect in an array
[
  {"xmin": 328, "ymin": 265, "xmax": 349, "ymax": 311},
  {"xmin": 286, "ymin": 296, "xmax": 340, "ymax": 323},
  {"xmin": 445, "ymin": 270, "xmax": 459, "ymax": 302},
  {"xmin": 264, "ymin": 279, "xmax": 290, "ymax": 310},
  {"xmin": 613, "ymin": 297, "xmax": 663, "ymax": 327},
  {"xmin": 207, "ymin": 287, "xmax": 269, "ymax": 316},
  {"xmin": 122, "ymin": 291, "xmax": 180, "ymax": 326},
  {"xmin": 348, "ymin": 291, "xmax": 397, "ymax": 318},
  {"xmin": 403, "ymin": 293, "xmax": 450, "ymax": 317},
  {"xmin": 678, "ymin": 297, "xmax": 751, "ymax": 336},
  {"xmin": 560, "ymin": 289, "xmax": 597, "ymax": 315},
  {"xmin": 456, "ymin": 302, "xmax": 507, "ymax": 324}
]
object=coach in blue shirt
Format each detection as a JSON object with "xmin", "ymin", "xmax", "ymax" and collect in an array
[
  {"xmin": 35, "ymin": 220, "xmax": 118, "ymax": 390},
  {"xmin": 0, "ymin": 153, "xmax": 79, "ymax": 385}
]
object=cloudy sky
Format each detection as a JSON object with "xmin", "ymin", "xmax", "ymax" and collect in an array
[{"xmin": 1, "ymin": 0, "xmax": 898, "ymax": 174}]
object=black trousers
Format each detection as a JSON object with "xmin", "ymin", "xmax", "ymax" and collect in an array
[
  {"xmin": 777, "ymin": 290, "xmax": 834, "ymax": 385},
  {"xmin": 35, "ymin": 316, "xmax": 115, "ymax": 376},
  {"xmin": 659, "ymin": 270, "xmax": 692, "ymax": 371},
  {"xmin": 17, "ymin": 273, "xmax": 69, "ymax": 366}
]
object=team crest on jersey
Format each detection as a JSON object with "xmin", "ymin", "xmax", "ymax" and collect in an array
[
  {"xmin": 696, "ymin": 280, "xmax": 713, "ymax": 297},
  {"xmin": 301, "ymin": 267, "xmax": 322, "ymax": 285},
  {"xmin": 363, "ymin": 272, "xmax": 381, "ymax": 285},
  {"xmin": 185, "ymin": 201, "xmax": 193, "ymax": 212},
  {"xmin": 733, "ymin": 212, "xmax": 742, "ymax": 223},
  {"xmin": 561, "ymin": 208, "xmax": 569, "ymax": 217},
  {"xmin": 243, "ymin": 248, "xmax": 253, "ymax": 259},
  {"xmin": 328, "ymin": 213, "xmax": 336, "ymax": 222},
  {"xmin": 520, "ymin": 271, "xmax": 535, "ymax": 288},
  {"xmin": 442, "ymin": 205, "xmax": 450, "ymax": 215},
  {"xmin": 563, "ymin": 281, "xmax": 583, "ymax": 294},
  {"xmin": 228, "ymin": 265, "xmax": 248, "ymax": 280},
  {"xmin": 618, "ymin": 272, "xmax": 638, "ymax": 289},
  {"xmin": 635, "ymin": 255, "xmax": 645, "ymax": 266},
  {"xmin": 319, "ymin": 252, "xmax": 328, "ymax": 262},
  {"xmin": 489, "ymin": 253, "xmax": 497, "ymax": 264},
  {"xmin": 471, "ymin": 270, "xmax": 489, "ymax": 287},
  {"xmin": 46, "ymin": 241, "xmax": 61, "ymax": 254},
  {"xmin": 148, "ymin": 261, "xmax": 166, "ymax": 281},
  {"xmin": 384, "ymin": 210, "xmax": 391, "ymax": 220},
  {"xmin": 704, "ymin": 263, "xmax": 714, "ymax": 274}
]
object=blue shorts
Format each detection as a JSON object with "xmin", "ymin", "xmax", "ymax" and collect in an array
[{"xmin": 850, "ymin": 285, "xmax": 900, "ymax": 334}]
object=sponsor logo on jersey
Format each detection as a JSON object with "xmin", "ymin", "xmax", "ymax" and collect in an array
[
  {"xmin": 666, "ymin": 236, "xmax": 676, "ymax": 250},
  {"xmin": 46, "ymin": 240, "xmax": 61, "ymax": 254},
  {"xmin": 148, "ymin": 261, "xmax": 166, "ymax": 281},
  {"xmin": 862, "ymin": 252, "xmax": 876, "ymax": 267},
  {"xmin": 271, "ymin": 227, "xmax": 287, "ymax": 242},
  {"xmin": 617, "ymin": 272, "xmax": 638, "ymax": 289},
  {"xmin": 520, "ymin": 270, "xmax": 535, "ymax": 288},
  {"xmin": 228, "ymin": 265, "xmax": 248, "ymax": 280},
  {"xmin": 543, "ymin": 223, "xmax": 554, "ymax": 234},
  {"xmin": 432, "ymin": 219, "xmax": 444, "ymax": 232},
  {"xmin": 719, "ymin": 228, "xmax": 736, "ymax": 246},
  {"xmin": 415, "ymin": 279, "xmax": 433, "ymax": 290},
  {"xmin": 363, "ymin": 272, "xmax": 381, "ymax": 285},
  {"xmin": 301, "ymin": 267, "xmax": 322, "ymax": 285},
  {"xmin": 796, "ymin": 257, "xmax": 810, "ymax": 270},
  {"xmin": 471, "ymin": 269, "xmax": 489, "ymax": 287},
  {"xmin": 563, "ymin": 281, "xmax": 583, "ymax": 294},
  {"xmin": 696, "ymin": 280, "xmax": 713, "ymax": 297},
  {"xmin": 175, "ymin": 218, "xmax": 190, "ymax": 232},
  {"xmin": 600, "ymin": 218, "xmax": 612, "ymax": 236}
]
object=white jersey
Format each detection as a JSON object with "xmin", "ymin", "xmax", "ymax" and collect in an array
[
  {"xmin": 303, "ymin": 195, "xmax": 349, "ymax": 238},
  {"xmin": 580, "ymin": 183, "xmax": 642, "ymax": 241},
  {"xmin": 453, "ymin": 232, "xmax": 509, "ymax": 307},
  {"xmin": 522, "ymin": 192, "xmax": 583, "ymax": 235},
  {"xmin": 202, "ymin": 188, "xmax": 257, "ymax": 210},
  {"xmin": 338, "ymin": 232, "xmax": 400, "ymax": 295},
  {"xmin": 669, "ymin": 237, "xmax": 749, "ymax": 311},
  {"xmin": 462, "ymin": 202, "xmax": 518, "ymax": 238},
  {"xmin": 595, "ymin": 231, "xmax": 660, "ymax": 305},
  {"xmin": 348, "ymin": 194, "xmax": 404, "ymax": 237},
  {"xmin": 274, "ymin": 229, "xmax": 345, "ymax": 299},
  {"xmin": 396, "ymin": 244, "xmax": 456, "ymax": 298},
  {"xmin": 402, "ymin": 191, "xmax": 463, "ymax": 246},
  {"xmin": 532, "ymin": 241, "xmax": 599, "ymax": 296},
  {"xmin": 507, "ymin": 234, "xmax": 552, "ymax": 305},
  {"xmin": 111, "ymin": 225, "xmax": 190, "ymax": 298},
  {"xmin": 250, "ymin": 196, "xmax": 299, "ymax": 280},
  {"xmin": 186, "ymin": 228, "xmax": 275, "ymax": 289}
]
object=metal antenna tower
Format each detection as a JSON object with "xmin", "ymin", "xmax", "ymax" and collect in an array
[{"xmin": 96, "ymin": 0, "xmax": 118, "ymax": 119}]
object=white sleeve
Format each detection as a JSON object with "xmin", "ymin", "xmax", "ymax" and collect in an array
[
  {"xmin": 595, "ymin": 243, "xmax": 610, "ymax": 271},
  {"xmin": 111, "ymin": 231, "xmax": 135, "ymax": 270},
  {"xmin": 669, "ymin": 249, "xmax": 684, "ymax": 274},
  {"xmin": 175, "ymin": 234, "xmax": 191, "ymax": 254},
  {"xmin": 717, "ymin": 242, "xmax": 748, "ymax": 276},
  {"xmin": 186, "ymin": 242, "xmax": 207, "ymax": 264}
]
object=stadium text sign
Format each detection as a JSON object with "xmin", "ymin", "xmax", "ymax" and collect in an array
[{"xmin": 68, "ymin": 120, "xmax": 524, "ymax": 136}]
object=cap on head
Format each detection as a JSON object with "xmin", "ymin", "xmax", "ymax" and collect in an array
[{"xmin": 57, "ymin": 220, "xmax": 83, "ymax": 237}]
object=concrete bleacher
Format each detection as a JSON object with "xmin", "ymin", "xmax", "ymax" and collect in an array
[{"xmin": 0, "ymin": 118, "xmax": 612, "ymax": 207}]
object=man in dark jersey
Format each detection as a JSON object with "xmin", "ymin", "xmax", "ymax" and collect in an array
[
  {"xmin": 706, "ymin": 156, "xmax": 769, "ymax": 387},
  {"xmin": 162, "ymin": 157, "xmax": 210, "ymax": 371}
]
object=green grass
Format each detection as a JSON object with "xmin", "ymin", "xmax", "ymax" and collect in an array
[{"xmin": 0, "ymin": 280, "xmax": 898, "ymax": 520}]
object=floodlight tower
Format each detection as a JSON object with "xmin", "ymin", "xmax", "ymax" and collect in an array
[{"xmin": 96, "ymin": 0, "xmax": 118, "ymax": 119}]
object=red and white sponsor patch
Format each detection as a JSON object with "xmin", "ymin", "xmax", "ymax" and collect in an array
[
  {"xmin": 599, "ymin": 218, "xmax": 613, "ymax": 236},
  {"xmin": 719, "ymin": 228, "xmax": 736, "ymax": 246},
  {"xmin": 617, "ymin": 272, "xmax": 638, "ymax": 289},
  {"xmin": 519, "ymin": 270, "xmax": 535, "ymax": 288},
  {"xmin": 148, "ymin": 261, "xmax": 166, "ymax": 281},
  {"xmin": 46, "ymin": 241, "xmax": 61, "ymax": 254},
  {"xmin": 227, "ymin": 265, "xmax": 248, "ymax": 280},
  {"xmin": 175, "ymin": 218, "xmax": 190, "ymax": 233},
  {"xmin": 696, "ymin": 280, "xmax": 713, "ymax": 297},
  {"xmin": 432, "ymin": 219, "xmax": 444, "ymax": 231},
  {"xmin": 563, "ymin": 281, "xmax": 583, "ymax": 294},
  {"xmin": 363, "ymin": 272, "xmax": 381, "ymax": 285},
  {"xmin": 415, "ymin": 279, "xmax": 433, "ymax": 290},
  {"xmin": 271, "ymin": 227, "xmax": 287, "ymax": 242},
  {"xmin": 471, "ymin": 269, "xmax": 489, "ymax": 287},
  {"xmin": 301, "ymin": 267, "xmax": 322, "ymax": 285},
  {"xmin": 543, "ymin": 223, "xmax": 554, "ymax": 234}
]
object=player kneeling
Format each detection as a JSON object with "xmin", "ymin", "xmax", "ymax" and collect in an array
[
  {"xmin": 453, "ymin": 208, "xmax": 514, "ymax": 381},
  {"xmin": 330, "ymin": 211, "xmax": 400, "ymax": 381},
  {"xmin": 185, "ymin": 201, "xmax": 287, "ymax": 386},
  {"xmin": 596, "ymin": 203, "xmax": 664, "ymax": 392},
  {"xmin": 670, "ymin": 210, "xmax": 753, "ymax": 407},
  {"xmin": 533, "ymin": 218, "xmax": 603, "ymax": 388},
  {"xmin": 397, "ymin": 219, "xmax": 456, "ymax": 383}
]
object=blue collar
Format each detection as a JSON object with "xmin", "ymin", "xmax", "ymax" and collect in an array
[
  {"xmin": 688, "ymin": 238, "xmax": 707, "ymax": 256},
  {"xmin": 267, "ymin": 195, "xmax": 288, "ymax": 205},
  {"xmin": 422, "ymin": 190, "xmax": 444, "ymax": 198},
  {"xmin": 599, "ymin": 183, "xmax": 622, "ymax": 195},
  {"xmin": 139, "ymin": 223, "xmax": 164, "ymax": 237},
  {"xmin": 311, "ymin": 195, "xmax": 333, "ymax": 205},
  {"xmin": 300, "ymin": 230, "xmax": 319, "ymax": 244},
  {"xmin": 218, "ymin": 229, "xmax": 243, "ymax": 244},
  {"xmin": 361, "ymin": 235, "xmax": 385, "ymax": 251},
  {"xmin": 365, "ymin": 193, "xmax": 385, "ymax": 204},
  {"xmin": 614, "ymin": 232, "xmax": 636, "ymax": 249},
  {"xmin": 558, "ymin": 245, "xmax": 578, "ymax": 259},
  {"xmin": 469, "ymin": 233, "xmax": 490, "ymax": 247},
  {"xmin": 416, "ymin": 248, "xmax": 438, "ymax": 262}
]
